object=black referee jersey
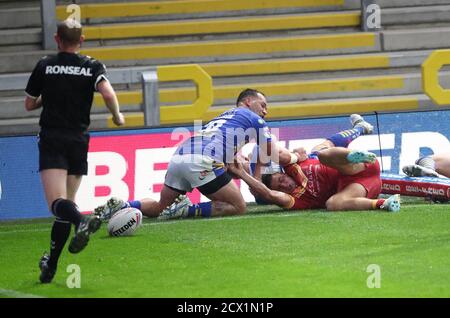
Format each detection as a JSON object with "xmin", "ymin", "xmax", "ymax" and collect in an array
[{"xmin": 25, "ymin": 52, "xmax": 108, "ymax": 132}]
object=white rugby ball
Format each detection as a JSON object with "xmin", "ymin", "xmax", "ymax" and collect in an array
[{"xmin": 107, "ymin": 207, "xmax": 143, "ymax": 237}]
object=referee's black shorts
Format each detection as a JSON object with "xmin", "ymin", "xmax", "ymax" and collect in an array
[{"xmin": 38, "ymin": 129, "xmax": 90, "ymax": 175}]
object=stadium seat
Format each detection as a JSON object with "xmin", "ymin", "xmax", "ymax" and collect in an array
[{"xmin": 2, "ymin": 0, "xmax": 450, "ymax": 133}]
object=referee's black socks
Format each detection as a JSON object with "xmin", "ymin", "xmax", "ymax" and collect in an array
[
  {"xmin": 48, "ymin": 219, "xmax": 71, "ymax": 269},
  {"xmin": 51, "ymin": 198, "xmax": 82, "ymax": 228},
  {"xmin": 47, "ymin": 198, "xmax": 83, "ymax": 269}
]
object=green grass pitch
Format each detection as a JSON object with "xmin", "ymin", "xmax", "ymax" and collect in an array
[{"xmin": 1, "ymin": 200, "xmax": 449, "ymax": 298}]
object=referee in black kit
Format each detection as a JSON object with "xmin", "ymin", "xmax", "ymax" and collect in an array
[{"xmin": 24, "ymin": 18, "xmax": 125, "ymax": 283}]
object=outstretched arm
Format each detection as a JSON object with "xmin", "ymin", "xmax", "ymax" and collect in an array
[
  {"xmin": 228, "ymin": 160, "xmax": 293, "ymax": 209},
  {"xmin": 97, "ymin": 80, "xmax": 125, "ymax": 126}
]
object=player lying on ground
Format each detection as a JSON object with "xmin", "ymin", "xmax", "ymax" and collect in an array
[
  {"xmin": 403, "ymin": 152, "xmax": 450, "ymax": 178},
  {"xmin": 228, "ymin": 115, "xmax": 400, "ymax": 212},
  {"xmin": 94, "ymin": 89, "xmax": 299, "ymax": 221},
  {"xmin": 96, "ymin": 114, "xmax": 400, "ymax": 222},
  {"xmin": 230, "ymin": 148, "xmax": 400, "ymax": 212}
]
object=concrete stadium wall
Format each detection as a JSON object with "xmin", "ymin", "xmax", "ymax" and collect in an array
[{"xmin": 2, "ymin": 0, "xmax": 450, "ymax": 137}]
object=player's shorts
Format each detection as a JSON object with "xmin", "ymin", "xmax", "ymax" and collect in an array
[
  {"xmin": 164, "ymin": 154, "xmax": 232, "ymax": 195},
  {"xmin": 337, "ymin": 160, "xmax": 381, "ymax": 199},
  {"xmin": 38, "ymin": 129, "xmax": 89, "ymax": 175}
]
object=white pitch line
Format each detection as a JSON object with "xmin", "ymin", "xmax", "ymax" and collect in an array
[
  {"xmin": 142, "ymin": 211, "xmax": 302, "ymax": 227},
  {"xmin": 0, "ymin": 212, "xmax": 301, "ymax": 235},
  {"xmin": 0, "ymin": 288, "xmax": 45, "ymax": 298},
  {"xmin": 0, "ymin": 212, "xmax": 301, "ymax": 233},
  {"xmin": 0, "ymin": 206, "xmax": 417, "ymax": 234},
  {"xmin": 0, "ymin": 228, "xmax": 49, "ymax": 235},
  {"xmin": 141, "ymin": 204, "xmax": 434, "ymax": 227}
]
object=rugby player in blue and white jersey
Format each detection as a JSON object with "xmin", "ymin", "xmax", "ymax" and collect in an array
[
  {"xmin": 95, "ymin": 89, "xmax": 297, "ymax": 220},
  {"xmin": 403, "ymin": 152, "xmax": 450, "ymax": 178}
]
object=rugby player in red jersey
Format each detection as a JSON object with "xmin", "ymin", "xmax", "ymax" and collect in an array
[{"xmin": 231, "ymin": 114, "xmax": 400, "ymax": 212}]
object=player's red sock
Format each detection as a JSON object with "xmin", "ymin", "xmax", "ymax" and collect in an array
[{"xmin": 372, "ymin": 199, "xmax": 385, "ymax": 209}]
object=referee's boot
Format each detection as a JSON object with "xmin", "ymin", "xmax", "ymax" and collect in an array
[
  {"xmin": 350, "ymin": 114, "xmax": 374, "ymax": 135},
  {"xmin": 39, "ymin": 252, "xmax": 56, "ymax": 284},
  {"xmin": 94, "ymin": 197, "xmax": 126, "ymax": 221},
  {"xmin": 68, "ymin": 215, "xmax": 102, "ymax": 254}
]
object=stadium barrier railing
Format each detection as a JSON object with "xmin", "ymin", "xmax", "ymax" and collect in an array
[
  {"xmin": 422, "ymin": 49, "xmax": 450, "ymax": 106},
  {"xmin": 138, "ymin": 64, "xmax": 213, "ymax": 127}
]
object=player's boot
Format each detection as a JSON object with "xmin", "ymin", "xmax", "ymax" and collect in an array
[
  {"xmin": 347, "ymin": 150, "xmax": 377, "ymax": 164},
  {"xmin": 94, "ymin": 197, "xmax": 126, "ymax": 221},
  {"xmin": 402, "ymin": 164, "xmax": 439, "ymax": 178},
  {"xmin": 68, "ymin": 215, "xmax": 102, "ymax": 254},
  {"xmin": 350, "ymin": 114, "xmax": 374, "ymax": 135},
  {"xmin": 39, "ymin": 252, "xmax": 56, "ymax": 284},
  {"xmin": 157, "ymin": 195, "xmax": 193, "ymax": 221},
  {"xmin": 380, "ymin": 194, "xmax": 401, "ymax": 212}
]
